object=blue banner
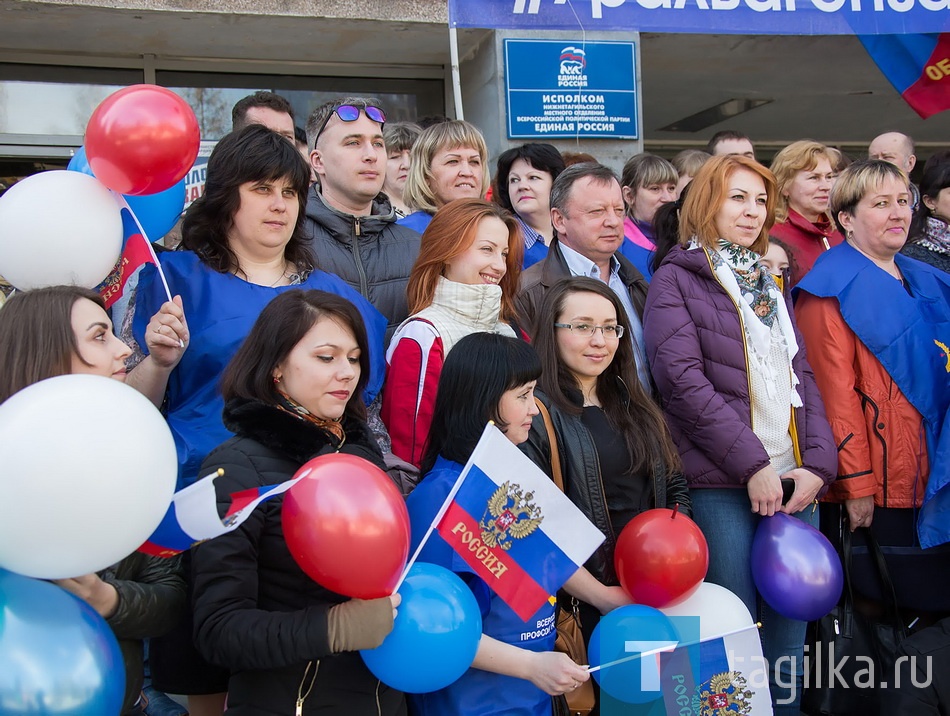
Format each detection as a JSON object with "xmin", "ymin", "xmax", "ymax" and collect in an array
[
  {"xmin": 505, "ymin": 40, "xmax": 638, "ymax": 139},
  {"xmin": 450, "ymin": 0, "xmax": 950, "ymax": 36}
]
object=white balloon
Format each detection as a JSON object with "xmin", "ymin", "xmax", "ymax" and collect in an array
[
  {"xmin": 0, "ymin": 171, "xmax": 122, "ymax": 290},
  {"xmin": 661, "ymin": 581, "xmax": 754, "ymax": 639},
  {"xmin": 0, "ymin": 374, "xmax": 177, "ymax": 578}
]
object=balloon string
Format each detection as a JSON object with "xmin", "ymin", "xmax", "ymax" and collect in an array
[{"xmin": 586, "ymin": 622, "xmax": 762, "ymax": 673}]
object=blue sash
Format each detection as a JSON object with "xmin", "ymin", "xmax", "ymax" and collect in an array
[{"xmin": 796, "ymin": 243, "xmax": 950, "ymax": 547}]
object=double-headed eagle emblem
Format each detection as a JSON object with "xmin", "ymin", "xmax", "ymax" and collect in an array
[
  {"xmin": 694, "ymin": 671, "xmax": 754, "ymax": 715},
  {"xmin": 479, "ymin": 481, "xmax": 543, "ymax": 551}
]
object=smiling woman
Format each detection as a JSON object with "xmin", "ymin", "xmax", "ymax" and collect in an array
[
  {"xmin": 796, "ymin": 159, "xmax": 950, "ymax": 615},
  {"xmin": 769, "ymin": 140, "xmax": 844, "ymax": 286},
  {"xmin": 382, "ymin": 198, "xmax": 525, "ymax": 468},
  {"xmin": 398, "ymin": 120, "xmax": 490, "ymax": 234},
  {"xmin": 644, "ymin": 154, "xmax": 837, "ymax": 714},
  {"xmin": 493, "ymin": 143, "xmax": 566, "ymax": 269}
]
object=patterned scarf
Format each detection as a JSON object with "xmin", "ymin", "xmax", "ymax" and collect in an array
[
  {"xmin": 917, "ymin": 217, "xmax": 950, "ymax": 257},
  {"xmin": 711, "ymin": 240, "xmax": 779, "ymax": 327},
  {"xmin": 276, "ymin": 389, "xmax": 346, "ymax": 447}
]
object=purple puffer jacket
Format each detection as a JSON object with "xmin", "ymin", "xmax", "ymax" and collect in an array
[{"xmin": 643, "ymin": 244, "xmax": 836, "ymax": 489}]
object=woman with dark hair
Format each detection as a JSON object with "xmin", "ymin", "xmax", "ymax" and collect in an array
[
  {"xmin": 191, "ymin": 289, "xmax": 403, "ymax": 716},
  {"xmin": 407, "ymin": 332, "xmax": 623, "ymax": 716},
  {"xmin": 493, "ymin": 143, "xmax": 566, "ymax": 268},
  {"xmin": 521, "ymin": 277, "xmax": 688, "ymax": 713},
  {"xmin": 644, "ymin": 155, "xmax": 836, "ymax": 713},
  {"xmin": 124, "ymin": 124, "xmax": 387, "ymax": 715},
  {"xmin": 0, "ymin": 285, "xmax": 185, "ymax": 716},
  {"xmin": 619, "ymin": 153, "xmax": 678, "ymax": 279},
  {"xmin": 648, "ymin": 183, "xmax": 690, "ymax": 276},
  {"xmin": 381, "ymin": 198, "xmax": 524, "ymax": 468},
  {"xmin": 126, "ymin": 123, "xmax": 386, "ymax": 489},
  {"xmin": 903, "ymin": 155, "xmax": 950, "ymax": 273}
]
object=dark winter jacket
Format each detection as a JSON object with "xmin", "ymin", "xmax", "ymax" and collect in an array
[
  {"xmin": 304, "ymin": 189, "xmax": 421, "ymax": 342},
  {"xmin": 102, "ymin": 553, "xmax": 185, "ymax": 713},
  {"xmin": 520, "ymin": 387, "xmax": 691, "ymax": 585},
  {"xmin": 191, "ymin": 398, "xmax": 405, "ymax": 716},
  {"xmin": 902, "ymin": 241, "xmax": 950, "ymax": 275},
  {"xmin": 515, "ymin": 239, "xmax": 649, "ymax": 339},
  {"xmin": 643, "ymin": 244, "xmax": 836, "ymax": 490}
]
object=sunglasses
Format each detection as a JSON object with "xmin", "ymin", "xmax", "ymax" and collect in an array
[{"xmin": 314, "ymin": 104, "xmax": 386, "ymax": 143}]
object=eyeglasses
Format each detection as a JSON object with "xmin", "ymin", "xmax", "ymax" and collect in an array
[
  {"xmin": 554, "ymin": 322, "xmax": 625, "ymax": 339},
  {"xmin": 314, "ymin": 103, "xmax": 386, "ymax": 143}
]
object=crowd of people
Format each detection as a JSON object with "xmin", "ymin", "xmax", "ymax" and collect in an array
[{"xmin": 1, "ymin": 89, "xmax": 950, "ymax": 716}]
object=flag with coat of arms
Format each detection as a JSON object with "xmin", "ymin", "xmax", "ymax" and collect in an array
[{"xmin": 421, "ymin": 423, "xmax": 605, "ymax": 621}]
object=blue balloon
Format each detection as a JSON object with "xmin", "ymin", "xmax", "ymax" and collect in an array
[
  {"xmin": 124, "ymin": 178, "xmax": 186, "ymax": 240},
  {"xmin": 0, "ymin": 569, "xmax": 125, "ymax": 715},
  {"xmin": 361, "ymin": 562, "xmax": 481, "ymax": 693},
  {"xmin": 751, "ymin": 512, "xmax": 844, "ymax": 622},
  {"xmin": 69, "ymin": 145, "xmax": 186, "ymax": 240},
  {"xmin": 67, "ymin": 146, "xmax": 95, "ymax": 177},
  {"xmin": 589, "ymin": 604, "xmax": 681, "ymax": 704}
]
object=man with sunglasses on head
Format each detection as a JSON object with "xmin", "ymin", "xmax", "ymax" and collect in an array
[{"xmin": 304, "ymin": 97, "xmax": 422, "ymax": 343}]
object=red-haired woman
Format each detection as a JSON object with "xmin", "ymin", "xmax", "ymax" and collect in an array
[{"xmin": 381, "ymin": 198, "xmax": 524, "ymax": 468}]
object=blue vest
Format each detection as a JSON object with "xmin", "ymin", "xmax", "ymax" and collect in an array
[
  {"xmin": 406, "ymin": 456, "xmax": 556, "ymax": 716},
  {"xmin": 132, "ymin": 251, "xmax": 386, "ymax": 489},
  {"xmin": 796, "ymin": 243, "xmax": 950, "ymax": 547}
]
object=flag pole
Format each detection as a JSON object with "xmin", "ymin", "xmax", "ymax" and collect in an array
[
  {"xmin": 114, "ymin": 192, "xmax": 182, "ymax": 346},
  {"xmin": 587, "ymin": 622, "xmax": 763, "ymax": 673},
  {"xmin": 391, "ymin": 421, "xmax": 495, "ymax": 593}
]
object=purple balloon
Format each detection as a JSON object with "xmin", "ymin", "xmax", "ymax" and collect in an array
[{"xmin": 751, "ymin": 512, "xmax": 843, "ymax": 621}]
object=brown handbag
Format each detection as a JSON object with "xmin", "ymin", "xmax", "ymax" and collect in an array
[{"xmin": 536, "ymin": 398, "xmax": 596, "ymax": 716}]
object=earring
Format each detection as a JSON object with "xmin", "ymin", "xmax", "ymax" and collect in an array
[
  {"xmin": 273, "ymin": 375, "xmax": 281, "ymax": 384},
  {"xmin": 846, "ymin": 230, "xmax": 854, "ymax": 240}
]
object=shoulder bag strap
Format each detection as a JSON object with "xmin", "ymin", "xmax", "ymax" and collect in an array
[{"xmin": 534, "ymin": 397, "xmax": 564, "ymax": 493}]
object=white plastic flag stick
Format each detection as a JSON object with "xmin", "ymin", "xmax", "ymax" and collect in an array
[
  {"xmin": 587, "ymin": 622, "xmax": 762, "ymax": 673},
  {"xmin": 391, "ymin": 421, "xmax": 495, "ymax": 594}
]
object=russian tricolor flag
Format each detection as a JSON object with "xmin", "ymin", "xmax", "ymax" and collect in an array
[
  {"xmin": 139, "ymin": 468, "xmax": 309, "ymax": 557},
  {"xmin": 430, "ymin": 425, "xmax": 604, "ymax": 621},
  {"xmin": 861, "ymin": 34, "xmax": 950, "ymax": 119},
  {"xmin": 96, "ymin": 202, "xmax": 161, "ymax": 309}
]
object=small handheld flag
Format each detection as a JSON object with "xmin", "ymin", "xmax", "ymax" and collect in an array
[{"xmin": 401, "ymin": 423, "xmax": 604, "ymax": 621}]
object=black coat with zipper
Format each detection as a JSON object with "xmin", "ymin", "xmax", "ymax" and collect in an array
[
  {"xmin": 304, "ymin": 189, "xmax": 421, "ymax": 343},
  {"xmin": 519, "ymin": 387, "xmax": 691, "ymax": 586},
  {"xmin": 191, "ymin": 398, "xmax": 406, "ymax": 716}
]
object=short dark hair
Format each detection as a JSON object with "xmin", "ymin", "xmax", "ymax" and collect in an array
[
  {"xmin": 220, "ymin": 289, "xmax": 370, "ymax": 421},
  {"xmin": 180, "ymin": 124, "xmax": 314, "ymax": 274},
  {"xmin": 532, "ymin": 277, "xmax": 681, "ymax": 477},
  {"xmin": 421, "ymin": 333, "xmax": 541, "ymax": 473},
  {"xmin": 549, "ymin": 162, "xmax": 619, "ymax": 214},
  {"xmin": 294, "ymin": 125, "xmax": 307, "ymax": 147},
  {"xmin": 706, "ymin": 130, "xmax": 752, "ymax": 155},
  {"xmin": 493, "ymin": 143, "xmax": 566, "ymax": 215},
  {"xmin": 0, "ymin": 285, "xmax": 106, "ymax": 404},
  {"xmin": 306, "ymin": 96, "xmax": 383, "ymax": 151},
  {"xmin": 231, "ymin": 91, "xmax": 294, "ymax": 131}
]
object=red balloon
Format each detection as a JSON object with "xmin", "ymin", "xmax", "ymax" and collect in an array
[
  {"xmin": 85, "ymin": 85, "xmax": 200, "ymax": 196},
  {"xmin": 282, "ymin": 454, "xmax": 410, "ymax": 599},
  {"xmin": 614, "ymin": 507, "xmax": 709, "ymax": 608}
]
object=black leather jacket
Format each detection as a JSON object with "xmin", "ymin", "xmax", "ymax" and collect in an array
[{"xmin": 520, "ymin": 387, "xmax": 691, "ymax": 585}]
